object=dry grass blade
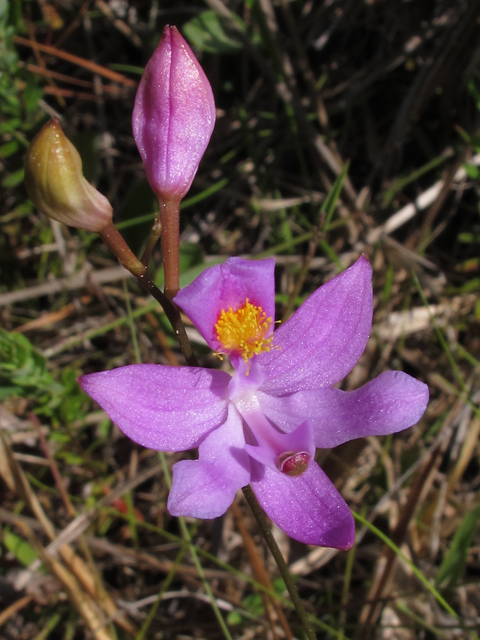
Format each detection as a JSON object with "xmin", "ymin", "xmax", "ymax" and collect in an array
[
  {"xmin": 0, "ymin": 265, "xmax": 131, "ymax": 306},
  {"xmin": 0, "ymin": 433, "xmax": 137, "ymax": 636},
  {"xmin": 0, "ymin": 596, "xmax": 33, "ymax": 628},
  {"xmin": 355, "ymin": 441, "xmax": 448, "ymax": 640},
  {"xmin": 13, "ymin": 35, "xmax": 136, "ymax": 86},
  {"xmin": 446, "ymin": 416, "xmax": 480, "ymax": 496},
  {"xmin": 231, "ymin": 500, "xmax": 293, "ymax": 640},
  {"xmin": 33, "ymin": 537, "xmax": 116, "ymax": 640}
]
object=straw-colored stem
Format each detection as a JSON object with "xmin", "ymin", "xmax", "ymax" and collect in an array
[{"xmin": 141, "ymin": 212, "xmax": 162, "ymax": 268}]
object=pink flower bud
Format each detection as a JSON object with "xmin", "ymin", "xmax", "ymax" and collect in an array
[
  {"xmin": 132, "ymin": 25, "xmax": 216, "ymax": 201},
  {"xmin": 24, "ymin": 118, "xmax": 113, "ymax": 232}
]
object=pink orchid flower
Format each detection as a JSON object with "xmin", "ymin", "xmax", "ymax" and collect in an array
[{"xmin": 79, "ymin": 256, "xmax": 428, "ymax": 548}]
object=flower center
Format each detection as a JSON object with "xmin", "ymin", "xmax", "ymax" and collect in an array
[
  {"xmin": 215, "ymin": 299, "xmax": 273, "ymax": 363},
  {"xmin": 275, "ymin": 451, "xmax": 310, "ymax": 476}
]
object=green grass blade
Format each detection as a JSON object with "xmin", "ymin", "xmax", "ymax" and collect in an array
[{"xmin": 352, "ymin": 511, "xmax": 457, "ymax": 617}]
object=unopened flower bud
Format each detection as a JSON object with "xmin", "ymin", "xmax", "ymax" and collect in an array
[
  {"xmin": 24, "ymin": 118, "xmax": 113, "ymax": 232},
  {"xmin": 133, "ymin": 25, "xmax": 216, "ymax": 202}
]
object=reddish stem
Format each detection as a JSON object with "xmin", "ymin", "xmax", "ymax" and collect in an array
[
  {"xmin": 158, "ymin": 197, "xmax": 180, "ymax": 300},
  {"xmin": 99, "ymin": 223, "xmax": 146, "ymax": 277}
]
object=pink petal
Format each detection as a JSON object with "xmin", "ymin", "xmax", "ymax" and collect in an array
[
  {"xmin": 244, "ymin": 420, "xmax": 314, "ymax": 468},
  {"xmin": 251, "ymin": 460, "xmax": 354, "ymax": 548},
  {"xmin": 258, "ymin": 256, "xmax": 373, "ymax": 394},
  {"xmin": 257, "ymin": 371, "xmax": 429, "ymax": 448},
  {"xmin": 174, "ymin": 257, "xmax": 276, "ymax": 352},
  {"xmin": 79, "ymin": 365, "xmax": 230, "ymax": 451},
  {"xmin": 168, "ymin": 405, "xmax": 251, "ymax": 518},
  {"xmin": 241, "ymin": 411, "xmax": 315, "ymax": 473},
  {"xmin": 133, "ymin": 26, "xmax": 215, "ymax": 200}
]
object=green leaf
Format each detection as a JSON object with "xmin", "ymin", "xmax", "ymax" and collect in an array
[
  {"xmin": 56, "ymin": 451, "xmax": 85, "ymax": 465},
  {"xmin": 435, "ymin": 504, "xmax": 480, "ymax": 591},
  {"xmin": 463, "ymin": 163, "xmax": 480, "ymax": 180},
  {"xmin": 226, "ymin": 611, "xmax": 243, "ymax": 626},
  {"xmin": 49, "ymin": 432, "xmax": 71, "ymax": 444},
  {"xmin": 0, "ymin": 118, "xmax": 21, "ymax": 134},
  {"xmin": 0, "ymin": 329, "xmax": 64, "ymax": 407},
  {"xmin": 2, "ymin": 167, "xmax": 24, "ymax": 187},
  {"xmin": 22, "ymin": 80, "xmax": 44, "ymax": 116},
  {"xmin": 0, "ymin": 139, "xmax": 19, "ymax": 157},
  {"xmin": 321, "ymin": 161, "xmax": 349, "ymax": 232},
  {"xmin": 183, "ymin": 11, "xmax": 243, "ymax": 54},
  {"xmin": 3, "ymin": 531, "xmax": 38, "ymax": 566},
  {"xmin": 352, "ymin": 510, "xmax": 457, "ymax": 617}
]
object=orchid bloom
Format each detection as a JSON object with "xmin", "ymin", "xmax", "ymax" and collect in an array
[{"xmin": 79, "ymin": 256, "xmax": 428, "ymax": 548}]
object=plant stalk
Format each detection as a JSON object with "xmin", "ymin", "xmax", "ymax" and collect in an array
[
  {"xmin": 242, "ymin": 485, "xmax": 316, "ymax": 640},
  {"xmin": 141, "ymin": 212, "xmax": 162, "ymax": 268},
  {"xmin": 158, "ymin": 197, "xmax": 180, "ymax": 300},
  {"xmin": 100, "ymin": 223, "xmax": 146, "ymax": 277},
  {"xmin": 99, "ymin": 222, "xmax": 197, "ymax": 366},
  {"xmin": 136, "ymin": 273, "xmax": 198, "ymax": 367}
]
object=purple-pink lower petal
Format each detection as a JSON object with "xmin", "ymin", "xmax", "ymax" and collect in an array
[
  {"xmin": 257, "ymin": 371, "xmax": 429, "ymax": 448},
  {"xmin": 251, "ymin": 460, "xmax": 355, "ymax": 548},
  {"xmin": 258, "ymin": 256, "xmax": 373, "ymax": 394},
  {"xmin": 168, "ymin": 405, "xmax": 251, "ymax": 518},
  {"xmin": 79, "ymin": 364, "xmax": 230, "ymax": 451}
]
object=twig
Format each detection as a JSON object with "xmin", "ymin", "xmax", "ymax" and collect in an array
[{"xmin": 30, "ymin": 413, "xmax": 76, "ymax": 518}]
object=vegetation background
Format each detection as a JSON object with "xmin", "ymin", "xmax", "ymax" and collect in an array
[{"xmin": 1, "ymin": 0, "xmax": 480, "ymax": 638}]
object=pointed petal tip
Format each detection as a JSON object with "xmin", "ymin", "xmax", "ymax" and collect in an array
[
  {"xmin": 350, "ymin": 253, "xmax": 372, "ymax": 280},
  {"xmin": 258, "ymin": 254, "xmax": 373, "ymax": 393},
  {"xmin": 299, "ymin": 508, "xmax": 355, "ymax": 549}
]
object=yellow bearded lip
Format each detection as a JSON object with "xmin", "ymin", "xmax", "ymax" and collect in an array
[{"xmin": 215, "ymin": 299, "xmax": 274, "ymax": 363}]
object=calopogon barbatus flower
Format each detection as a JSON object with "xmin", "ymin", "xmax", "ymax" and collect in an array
[
  {"xmin": 132, "ymin": 25, "xmax": 216, "ymax": 202},
  {"xmin": 79, "ymin": 256, "xmax": 429, "ymax": 548},
  {"xmin": 24, "ymin": 118, "xmax": 113, "ymax": 232}
]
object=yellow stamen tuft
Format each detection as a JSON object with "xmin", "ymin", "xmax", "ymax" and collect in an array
[{"xmin": 215, "ymin": 299, "xmax": 273, "ymax": 363}]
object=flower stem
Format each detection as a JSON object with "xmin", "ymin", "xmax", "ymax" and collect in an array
[
  {"xmin": 135, "ymin": 274, "xmax": 198, "ymax": 367},
  {"xmin": 99, "ymin": 223, "xmax": 146, "ymax": 276},
  {"xmin": 99, "ymin": 222, "xmax": 197, "ymax": 366},
  {"xmin": 141, "ymin": 212, "xmax": 162, "ymax": 268},
  {"xmin": 158, "ymin": 197, "xmax": 180, "ymax": 301},
  {"xmin": 242, "ymin": 485, "xmax": 316, "ymax": 640}
]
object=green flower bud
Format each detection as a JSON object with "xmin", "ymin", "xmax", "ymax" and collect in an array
[{"xmin": 24, "ymin": 118, "xmax": 112, "ymax": 232}]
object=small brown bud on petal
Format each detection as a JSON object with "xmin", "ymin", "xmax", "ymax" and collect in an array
[{"xmin": 24, "ymin": 118, "xmax": 112, "ymax": 232}]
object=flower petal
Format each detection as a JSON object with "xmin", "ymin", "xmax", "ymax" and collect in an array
[
  {"xmin": 168, "ymin": 405, "xmax": 251, "ymax": 518},
  {"xmin": 258, "ymin": 256, "xmax": 373, "ymax": 394},
  {"xmin": 174, "ymin": 257, "xmax": 276, "ymax": 352},
  {"xmin": 245, "ymin": 420, "xmax": 315, "ymax": 473},
  {"xmin": 251, "ymin": 460, "xmax": 354, "ymax": 548},
  {"xmin": 79, "ymin": 365, "xmax": 230, "ymax": 451},
  {"xmin": 257, "ymin": 371, "xmax": 429, "ymax": 448}
]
